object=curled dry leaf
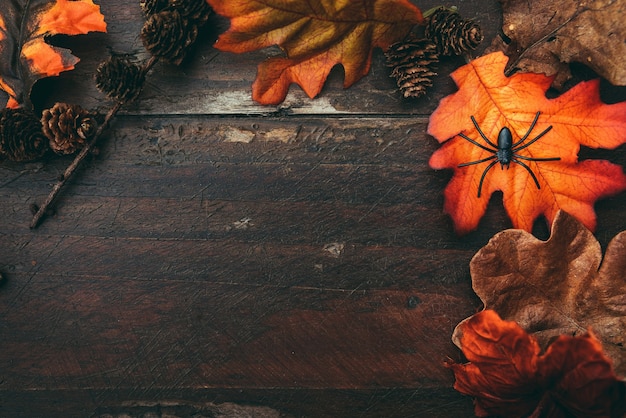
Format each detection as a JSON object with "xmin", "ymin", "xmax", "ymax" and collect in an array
[
  {"xmin": 208, "ymin": 0, "xmax": 422, "ymax": 105},
  {"xmin": 489, "ymin": 0, "xmax": 626, "ymax": 89},
  {"xmin": 449, "ymin": 310, "xmax": 626, "ymax": 417},
  {"xmin": 0, "ymin": 0, "xmax": 107, "ymax": 108},
  {"xmin": 466, "ymin": 210, "xmax": 626, "ymax": 377},
  {"xmin": 428, "ymin": 52, "xmax": 626, "ymax": 235}
]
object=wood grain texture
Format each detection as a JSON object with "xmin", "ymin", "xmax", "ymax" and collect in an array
[{"xmin": 0, "ymin": 0, "xmax": 625, "ymax": 417}]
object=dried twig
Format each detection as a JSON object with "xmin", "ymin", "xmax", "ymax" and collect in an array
[{"xmin": 29, "ymin": 56, "xmax": 159, "ymax": 229}]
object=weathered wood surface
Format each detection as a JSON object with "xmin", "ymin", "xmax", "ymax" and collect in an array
[{"xmin": 1, "ymin": 1, "xmax": 625, "ymax": 417}]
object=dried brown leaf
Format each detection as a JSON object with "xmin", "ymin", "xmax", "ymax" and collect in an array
[{"xmin": 489, "ymin": 0, "xmax": 626, "ymax": 89}]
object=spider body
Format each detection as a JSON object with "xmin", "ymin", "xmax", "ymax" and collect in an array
[
  {"xmin": 493, "ymin": 126, "xmax": 515, "ymax": 167},
  {"xmin": 458, "ymin": 111, "xmax": 561, "ymax": 198}
]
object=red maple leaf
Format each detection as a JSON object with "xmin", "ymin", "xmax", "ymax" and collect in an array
[
  {"xmin": 208, "ymin": 0, "xmax": 422, "ymax": 105},
  {"xmin": 428, "ymin": 52, "xmax": 626, "ymax": 234},
  {"xmin": 0, "ymin": 0, "xmax": 107, "ymax": 108},
  {"xmin": 448, "ymin": 310, "xmax": 626, "ymax": 417}
]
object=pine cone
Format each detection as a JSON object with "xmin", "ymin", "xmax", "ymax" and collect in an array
[
  {"xmin": 95, "ymin": 55, "xmax": 146, "ymax": 103},
  {"xmin": 41, "ymin": 103, "xmax": 98, "ymax": 155},
  {"xmin": 141, "ymin": 10, "xmax": 199, "ymax": 65},
  {"xmin": 0, "ymin": 108, "xmax": 49, "ymax": 162},
  {"xmin": 425, "ymin": 8, "xmax": 483, "ymax": 56},
  {"xmin": 386, "ymin": 35, "xmax": 439, "ymax": 99}
]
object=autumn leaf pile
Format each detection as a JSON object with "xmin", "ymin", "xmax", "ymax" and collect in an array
[
  {"xmin": 448, "ymin": 212, "xmax": 626, "ymax": 416},
  {"xmin": 0, "ymin": 1, "xmax": 624, "ymax": 415},
  {"xmin": 418, "ymin": 9, "xmax": 626, "ymax": 411}
]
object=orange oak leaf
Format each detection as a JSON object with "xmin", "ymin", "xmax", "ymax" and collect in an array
[
  {"xmin": 0, "ymin": 0, "xmax": 107, "ymax": 108},
  {"xmin": 467, "ymin": 210, "xmax": 626, "ymax": 377},
  {"xmin": 449, "ymin": 310, "xmax": 626, "ymax": 418},
  {"xmin": 428, "ymin": 51, "xmax": 626, "ymax": 234},
  {"xmin": 208, "ymin": 0, "xmax": 422, "ymax": 105}
]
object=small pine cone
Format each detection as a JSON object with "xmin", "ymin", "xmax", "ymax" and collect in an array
[
  {"xmin": 41, "ymin": 103, "xmax": 98, "ymax": 155},
  {"xmin": 386, "ymin": 36, "xmax": 439, "ymax": 99},
  {"xmin": 425, "ymin": 8, "xmax": 483, "ymax": 56},
  {"xmin": 0, "ymin": 108, "xmax": 49, "ymax": 162},
  {"xmin": 95, "ymin": 55, "xmax": 146, "ymax": 103},
  {"xmin": 141, "ymin": 10, "xmax": 199, "ymax": 65}
]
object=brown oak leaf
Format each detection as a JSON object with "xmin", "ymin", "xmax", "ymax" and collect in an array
[
  {"xmin": 0, "ymin": 0, "xmax": 107, "ymax": 108},
  {"xmin": 489, "ymin": 0, "xmax": 626, "ymax": 89},
  {"xmin": 466, "ymin": 210, "xmax": 626, "ymax": 377}
]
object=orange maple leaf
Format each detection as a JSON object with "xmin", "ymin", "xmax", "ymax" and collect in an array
[
  {"xmin": 428, "ymin": 52, "xmax": 626, "ymax": 234},
  {"xmin": 208, "ymin": 0, "xmax": 422, "ymax": 105},
  {"xmin": 448, "ymin": 310, "xmax": 626, "ymax": 417},
  {"xmin": 0, "ymin": 0, "xmax": 107, "ymax": 108}
]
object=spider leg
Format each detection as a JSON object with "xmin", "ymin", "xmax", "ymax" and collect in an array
[
  {"xmin": 513, "ymin": 125, "xmax": 553, "ymax": 151},
  {"xmin": 458, "ymin": 155, "xmax": 496, "ymax": 167},
  {"xmin": 477, "ymin": 159, "xmax": 500, "ymax": 198},
  {"xmin": 513, "ymin": 111, "xmax": 541, "ymax": 146},
  {"xmin": 511, "ymin": 158, "xmax": 542, "ymax": 189},
  {"xmin": 514, "ymin": 154, "xmax": 560, "ymax": 162},
  {"xmin": 459, "ymin": 132, "xmax": 495, "ymax": 153},
  {"xmin": 471, "ymin": 116, "xmax": 499, "ymax": 148}
]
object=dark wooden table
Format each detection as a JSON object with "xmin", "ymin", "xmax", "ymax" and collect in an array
[{"xmin": 1, "ymin": 1, "xmax": 625, "ymax": 416}]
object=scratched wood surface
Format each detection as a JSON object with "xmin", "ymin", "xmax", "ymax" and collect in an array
[{"xmin": 1, "ymin": 1, "xmax": 625, "ymax": 417}]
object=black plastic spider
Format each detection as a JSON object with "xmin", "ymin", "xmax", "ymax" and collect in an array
[{"xmin": 458, "ymin": 111, "xmax": 561, "ymax": 197}]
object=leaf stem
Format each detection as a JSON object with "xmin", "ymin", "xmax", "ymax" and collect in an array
[
  {"xmin": 503, "ymin": 6, "xmax": 586, "ymax": 77},
  {"xmin": 29, "ymin": 55, "xmax": 159, "ymax": 229}
]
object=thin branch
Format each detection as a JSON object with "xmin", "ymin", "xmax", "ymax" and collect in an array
[{"xmin": 29, "ymin": 55, "xmax": 159, "ymax": 229}]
